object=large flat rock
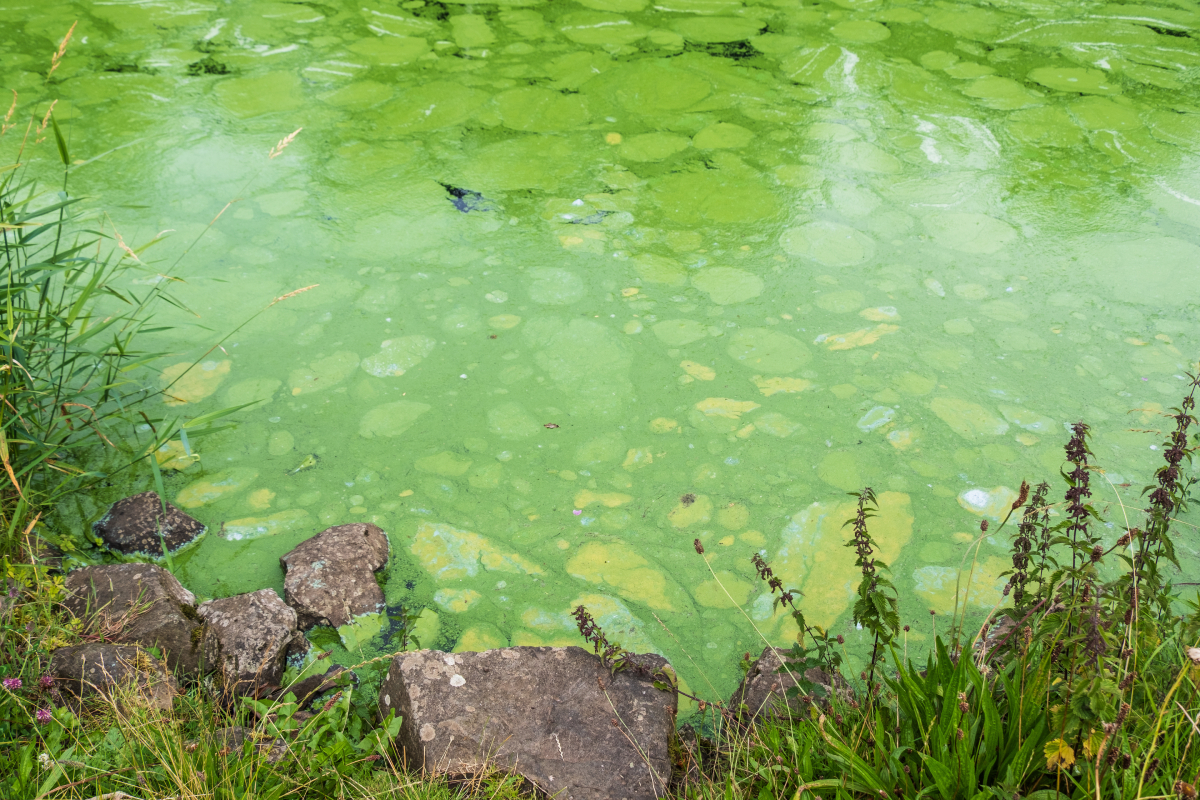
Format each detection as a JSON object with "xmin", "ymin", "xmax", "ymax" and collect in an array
[{"xmin": 378, "ymin": 646, "xmax": 676, "ymax": 800}]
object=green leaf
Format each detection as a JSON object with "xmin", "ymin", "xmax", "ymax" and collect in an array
[
  {"xmin": 182, "ymin": 400, "xmax": 259, "ymax": 429},
  {"xmin": 50, "ymin": 116, "xmax": 70, "ymax": 166},
  {"xmin": 919, "ymin": 753, "xmax": 956, "ymax": 800}
]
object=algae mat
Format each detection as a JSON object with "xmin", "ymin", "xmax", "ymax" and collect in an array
[{"xmin": 7, "ymin": 0, "xmax": 1200, "ymax": 701}]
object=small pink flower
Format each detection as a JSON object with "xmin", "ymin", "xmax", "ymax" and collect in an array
[
  {"xmin": 572, "ymin": 509, "xmax": 582, "ymax": 516},
  {"xmin": 2, "ymin": 677, "xmax": 21, "ymax": 691},
  {"xmin": 39, "ymin": 676, "xmax": 55, "ymax": 689},
  {"xmin": 36, "ymin": 707, "xmax": 52, "ymax": 724}
]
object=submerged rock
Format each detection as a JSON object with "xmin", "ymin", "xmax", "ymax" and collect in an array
[
  {"xmin": 198, "ymin": 589, "xmax": 300, "ymax": 695},
  {"xmin": 93, "ymin": 491, "xmax": 206, "ymax": 555},
  {"xmin": 279, "ymin": 523, "xmax": 389, "ymax": 629},
  {"xmin": 62, "ymin": 564, "xmax": 207, "ymax": 676},
  {"xmin": 49, "ymin": 643, "xmax": 177, "ymax": 712},
  {"xmin": 378, "ymin": 646, "xmax": 676, "ymax": 800}
]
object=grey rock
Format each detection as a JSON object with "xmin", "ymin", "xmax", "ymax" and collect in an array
[
  {"xmin": 728, "ymin": 647, "xmax": 846, "ymax": 723},
  {"xmin": 93, "ymin": 491, "xmax": 205, "ymax": 555},
  {"xmin": 198, "ymin": 589, "xmax": 299, "ymax": 695},
  {"xmin": 378, "ymin": 646, "xmax": 676, "ymax": 800},
  {"xmin": 49, "ymin": 643, "xmax": 177, "ymax": 711},
  {"xmin": 62, "ymin": 564, "xmax": 207, "ymax": 676},
  {"xmin": 279, "ymin": 523, "xmax": 389, "ymax": 629}
]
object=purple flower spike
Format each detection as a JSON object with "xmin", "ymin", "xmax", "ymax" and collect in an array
[
  {"xmin": 36, "ymin": 707, "xmax": 52, "ymax": 724},
  {"xmin": 39, "ymin": 676, "xmax": 55, "ymax": 689},
  {"xmin": 2, "ymin": 677, "xmax": 22, "ymax": 691}
]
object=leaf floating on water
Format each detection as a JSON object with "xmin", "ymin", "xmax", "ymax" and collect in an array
[{"xmin": 287, "ymin": 454, "xmax": 320, "ymax": 475}]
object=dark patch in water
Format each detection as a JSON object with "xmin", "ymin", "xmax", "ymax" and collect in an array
[
  {"xmin": 440, "ymin": 183, "xmax": 493, "ymax": 213},
  {"xmin": 1147, "ymin": 25, "xmax": 1190, "ymax": 38},
  {"xmin": 187, "ymin": 56, "xmax": 230, "ymax": 76},
  {"xmin": 685, "ymin": 39, "xmax": 761, "ymax": 61},
  {"xmin": 412, "ymin": 1, "xmax": 450, "ymax": 22},
  {"xmin": 566, "ymin": 210, "xmax": 612, "ymax": 225},
  {"xmin": 104, "ymin": 62, "xmax": 158, "ymax": 74}
]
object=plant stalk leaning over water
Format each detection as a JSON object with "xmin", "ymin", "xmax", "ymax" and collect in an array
[{"xmin": 844, "ymin": 487, "xmax": 898, "ymax": 693}]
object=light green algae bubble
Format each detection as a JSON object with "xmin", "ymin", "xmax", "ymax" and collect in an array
[
  {"xmin": 361, "ymin": 336, "xmax": 436, "ymax": 377},
  {"xmin": 1028, "ymin": 66, "xmax": 1119, "ymax": 95},
  {"xmin": 653, "ymin": 319, "xmax": 708, "ymax": 346},
  {"xmin": 618, "ymin": 132, "xmax": 692, "ymax": 162},
  {"xmin": 726, "ymin": 329, "xmax": 810, "ymax": 373},
  {"xmin": 924, "ymin": 213, "xmax": 1017, "ymax": 254},
  {"xmin": 780, "ymin": 221, "xmax": 875, "ymax": 267},
  {"xmin": 358, "ymin": 401, "xmax": 431, "ymax": 439},
  {"xmin": 690, "ymin": 267, "xmax": 763, "ymax": 305},
  {"xmin": 32, "ymin": 0, "xmax": 1200, "ymax": 703},
  {"xmin": 692, "ymin": 123, "xmax": 753, "ymax": 150}
]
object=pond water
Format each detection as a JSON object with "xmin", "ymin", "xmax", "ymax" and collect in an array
[{"xmin": 6, "ymin": 0, "xmax": 1200, "ymax": 702}]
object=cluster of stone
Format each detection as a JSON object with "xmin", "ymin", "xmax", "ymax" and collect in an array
[
  {"xmin": 48, "ymin": 493, "xmax": 824, "ymax": 799},
  {"xmin": 52, "ymin": 496, "xmax": 387, "ymax": 712}
]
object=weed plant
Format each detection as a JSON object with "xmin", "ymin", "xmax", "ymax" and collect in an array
[{"xmin": 652, "ymin": 375, "xmax": 1200, "ymax": 800}]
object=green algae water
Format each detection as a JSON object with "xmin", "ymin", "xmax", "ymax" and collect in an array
[{"xmin": 6, "ymin": 0, "xmax": 1200, "ymax": 703}]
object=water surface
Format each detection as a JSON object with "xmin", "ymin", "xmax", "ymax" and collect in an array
[{"xmin": 6, "ymin": 0, "xmax": 1200, "ymax": 701}]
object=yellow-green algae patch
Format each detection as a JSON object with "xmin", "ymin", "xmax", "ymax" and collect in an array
[
  {"xmin": 175, "ymin": 468, "xmax": 259, "ymax": 509},
  {"xmin": 412, "ymin": 521, "xmax": 543, "ymax": 581},
  {"xmin": 454, "ymin": 623, "xmax": 509, "ymax": 653},
  {"xmin": 769, "ymin": 491, "xmax": 914, "ymax": 632},
  {"xmin": 930, "ymin": 398, "xmax": 1009, "ymax": 439},
  {"xmin": 565, "ymin": 542, "xmax": 690, "ymax": 612},
  {"xmin": 289, "ymin": 352, "xmax": 360, "ymax": 395},
  {"xmin": 668, "ymin": 494, "xmax": 713, "ymax": 528},
  {"xmin": 512, "ymin": 595, "xmax": 659, "ymax": 653},
  {"xmin": 358, "ymin": 400, "xmax": 431, "ymax": 438},
  {"xmin": 160, "ymin": 360, "xmax": 231, "ymax": 406},
  {"xmin": 223, "ymin": 509, "xmax": 311, "ymax": 541},
  {"xmin": 433, "ymin": 588, "xmax": 484, "ymax": 613}
]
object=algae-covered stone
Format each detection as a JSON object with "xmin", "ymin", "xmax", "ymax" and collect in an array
[{"xmin": 93, "ymin": 492, "xmax": 206, "ymax": 555}]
